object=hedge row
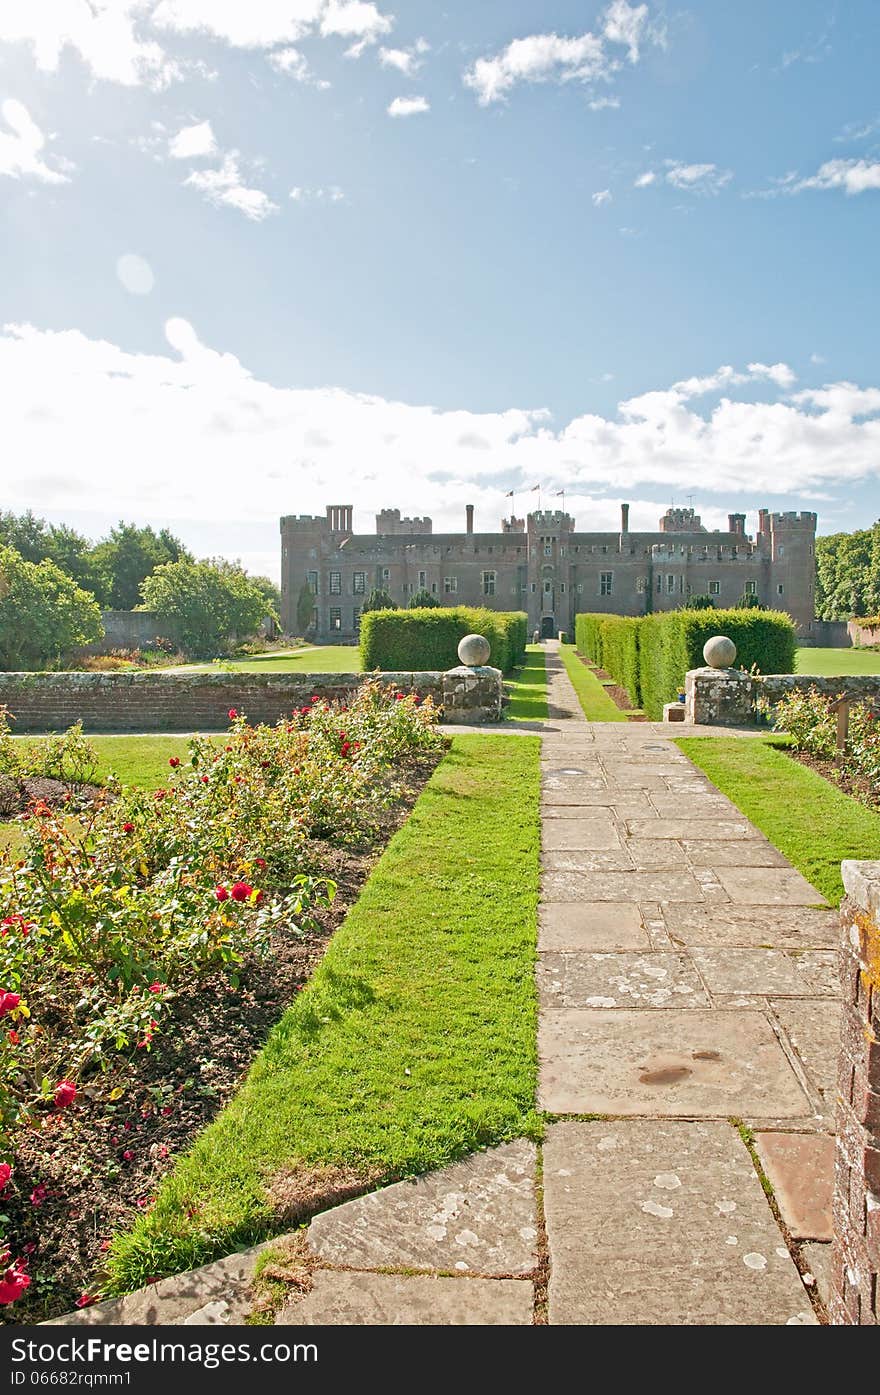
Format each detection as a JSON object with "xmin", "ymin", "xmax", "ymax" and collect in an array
[
  {"xmin": 360, "ymin": 607, "xmax": 527, "ymax": 674},
  {"xmin": 575, "ymin": 608, "xmax": 797, "ymax": 719}
]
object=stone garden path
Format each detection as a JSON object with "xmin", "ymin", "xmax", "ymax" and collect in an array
[{"xmin": 50, "ymin": 645, "xmax": 838, "ymax": 1327}]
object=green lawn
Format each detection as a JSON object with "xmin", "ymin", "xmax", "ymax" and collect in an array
[
  {"xmin": 676, "ymin": 736, "xmax": 880, "ymax": 905},
  {"xmin": 106, "ymin": 733, "xmax": 542, "ymax": 1292},
  {"xmin": 506, "ymin": 645, "xmax": 548, "ymax": 721},
  {"xmin": 796, "ymin": 646, "xmax": 880, "ymax": 676},
  {"xmin": 559, "ymin": 645, "xmax": 628, "ymax": 722},
  {"xmin": 183, "ymin": 646, "xmax": 363, "ymax": 674}
]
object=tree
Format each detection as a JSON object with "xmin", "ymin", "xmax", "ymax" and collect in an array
[
  {"xmin": 140, "ymin": 559, "xmax": 275, "ymax": 657},
  {"xmin": 90, "ymin": 523, "xmax": 193, "ymax": 609},
  {"xmin": 682, "ymin": 595, "xmax": 716, "ymax": 610},
  {"xmin": 0, "ymin": 511, "xmax": 102, "ymax": 596},
  {"xmin": 736, "ymin": 592, "xmax": 767, "ymax": 610},
  {"xmin": 251, "ymin": 575, "xmax": 282, "ymax": 616},
  {"xmin": 815, "ymin": 525, "xmax": 880, "ymax": 620},
  {"xmin": 409, "ymin": 589, "xmax": 440, "ymax": 608},
  {"xmin": 296, "ymin": 581, "xmax": 316, "ymax": 634},
  {"xmin": 362, "ymin": 589, "xmax": 397, "ymax": 613},
  {"xmin": 0, "ymin": 545, "xmax": 103, "ymax": 670}
]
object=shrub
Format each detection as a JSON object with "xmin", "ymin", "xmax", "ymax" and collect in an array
[
  {"xmin": 683, "ymin": 595, "xmax": 716, "ymax": 609},
  {"xmin": 574, "ymin": 608, "xmax": 797, "ymax": 719},
  {"xmin": 362, "ymin": 589, "xmax": 397, "ymax": 613},
  {"xmin": 772, "ymin": 687, "xmax": 838, "ymax": 757},
  {"xmin": 408, "ymin": 590, "xmax": 440, "ymax": 608},
  {"xmin": 0, "ymin": 545, "xmax": 103, "ymax": 670},
  {"xmin": 360, "ymin": 607, "xmax": 527, "ymax": 674}
]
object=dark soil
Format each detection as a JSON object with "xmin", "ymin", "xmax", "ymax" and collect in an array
[
  {"xmin": 1, "ymin": 754, "xmax": 441, "ymax": 1324},
  {"xmin": 0, "ymin": 776, "xmax": 105, "ymax": 820},
  {"xmin": 784, "ymin": 748, "xmax": 880, "ymax": 812}
]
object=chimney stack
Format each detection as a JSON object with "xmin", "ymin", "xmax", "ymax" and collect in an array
[
  {"xmin": 620, "ymin": 502, "xmax": 630, "ymax": 534},
  {"xmin": 466, "ymin": 504, "xmax": 474, "ymax": 535}
]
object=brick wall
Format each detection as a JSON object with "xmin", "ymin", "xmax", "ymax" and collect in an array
[
  {"xmin": 0, "ymin": 672, "xmax": 444, "ymax": 733},
  {"xmin": 831, "ymin": 860, "xmax": 880, "ymax": 1325}
]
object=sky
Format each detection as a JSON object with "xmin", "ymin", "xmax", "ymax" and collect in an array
[{"xmin": 1, "ymin": 0, "xmax": 879, "ymax": 584}]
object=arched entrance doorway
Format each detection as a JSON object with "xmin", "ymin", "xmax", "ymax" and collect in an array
[{"xmin": 541, "ymin": 615, "xmax": 556, "ymax": 639}]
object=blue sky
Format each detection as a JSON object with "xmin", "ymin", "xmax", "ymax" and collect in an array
[{"xmin": 1, "ymin": 1, "xmax": 879, "ymax": 581}]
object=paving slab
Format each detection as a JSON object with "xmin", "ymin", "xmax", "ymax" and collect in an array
[
  {"xmin": 541, "ymin": 869, "xmax": 706, "ymax": 903},
  {"xmin": 771, "ymin": 999, "xmax": 841, "ymax": 1107},
  {"xmin": 690, "ymin": 948, "xmax": 839, "ymax": 998},
  {"xmin": 649, "ymin": 798, "xmax": 750, "ymax": 820},
  {"xmin": 682, "ymin": 840, "xmax": 789, "ymax": 867},
  {"xmin": 714, "ymin": 867, "xmax": 825, "ymax": 906},
  {"xmin": 538, "ymin": 1009, "xmax": 811, "ymax": 1117},
  {"xmin": 662, "ymin": 904, "xmax": 839, "ymax": 949},
  {"xmin": 537, "ymin": 952, "xmax": 708, "ymax": 1010},
  {"xmin": 753, "ymin": 1132, "xmax": 834, "ymax": 1241},
  {"xmin": 279, "ymin": 1272, "xmax": 534, "ymax": 1326},
  {"xmin": 542, "ymin": 785, "xmax": 608, "ymax": 804},
  {"xmin": 542, "ymin": 850, "xmax": 634, "ymax": 872},
  {"xmin": 627, "ymin": 839, "xmax": 689, "ymax": 869},
  {"xmin": 627, "ymin": 819, "xmax": 761, "ymax": 842},
  {"xmin": 538, "ymin": 903, "xmax": 649, "ymax": 952},
  {"xmin": 542, "ymin": 819, "xmax": 621, "ymax": 850},
  {"xmin": 543, "ymin": 1120, "xmax": 815, "ymax": 1325},
  {"xmin": 306, "ymin": 1140, "xmax": 537, "ymax": 1276},
  {"xmin": 542, "ymin": 791, "xmax": 655, "ymax": 814}
]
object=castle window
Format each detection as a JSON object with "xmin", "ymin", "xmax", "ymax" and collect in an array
[
  {"xmin": 636, "ymin": 576, "xmax": 646, "ymax": 594},
  {"xmin": 560, "ymin": 546, "xmax": 566, "ymax": 557},
  {"xmin": 431, "ymin": 582, "xmax": 437, "ymax": 594},
  {"xmin": 777, "ymin": 583, "xmax": 784, "ymax": 595},
  {"xmin": 329, "ymin": 571, "xmax": 341, "ymax": 595},
  {"xmin": 777, "ymin": 545, "xmax": 785, "ymax": 559},
  {"xmin": 531, "ymin": 582, "xmax": 537, "ymax": 593},
  {"xmin": 709, "ymin": 580, "xmax": 720, "ymax": 596},
  {"xmin": 656, "ymin": 575, "xmax": 662, "ymax": 592},
  {"xmin": 543, "ymin": 579, "xmax": 552, "ymax": 594},
  {"xmin": 329, "ymin": 607, "xmax": 342, "ymax": 631},
  {"xmin": 746, "ymin": 580, "xmax": 757, "ymax": 596},
  {"xmin": 482, "ymin": 570, "xmax": 496, "ymax": 597},
  {"xmin": 544, "ymin": 544, "xmax": 552, "ymax": 557},
  {"xmin": 560, "ymin": 582, "xmax": 566, "ymax": 594},
  {"xmin": 444, "ymin": 576, "xmax": 458, "ymax": 594},
  {"xmin": 382, "ymin": 567, "xmax": 390, "ymax": 582},
  {"xmin": 418, "ymin": 570, "xmax": 427, "ymax": 589},
  {"xmin": 353, "ymin": 606, "xmax": 361, "ymax": 631},
  {"xmin": 353, "ymin": 572, "xmax": 365, "ymax": 595},
  {"xmin": 577, "ymin": 583, "xmax": 583, "ymax": 594},
  {"xmin": 666, "ymin": 574, "xmax": 675, "ymax": 594},
  {"xmin": 600, "ymin": 571, "xmax": 613, "ymax": 596},
  {"xmin": 602, "ymin": 545, "xmax": 608, "ymax": 554},
  {"xmin": 307, "ymin": 570, "xmax": 319, "ymax": 595}
]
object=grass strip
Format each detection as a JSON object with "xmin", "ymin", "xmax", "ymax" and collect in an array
[
  {"xmin": 558, "ymin": 645, "xmax": 628, "ymax": 722},
  {"xmin": 676, "ymin": 735, "xmax": 880, "ymax": 905},
  {"xmin": 107, "ymin": 733, "xmax": 542, "ymax": 1291},
  {"xmin": 184, "ymin": 646, "xmax": 363, "ymax": 674},
  {"xmin": 506, "ymin": 645, "xmax": 548, "ymax": 721}
]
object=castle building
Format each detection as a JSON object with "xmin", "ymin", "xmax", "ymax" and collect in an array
[{"xmin": 279, "ymin": 503, "xmax": 818, "ymax": 642}]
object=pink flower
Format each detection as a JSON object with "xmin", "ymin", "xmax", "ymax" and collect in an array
[
  {"xmin": 30, "ymin": 1184, "xmax": 47, "ymax": 1206},
  {"xmin": 168, "ymin": 756, "xmax": 180, "ymax": 768},
  {"xmin": 54, "ymin": 1080, "xmax": 77, "ymax": 1108},
  {"xmin": 215, "ymin": 886, "xmax": 229, "ymax": 902},
  {"xmin": 254, "ymin": 857, "xmax": 267, "ymax": 870},
  {"xmin": 230, "ymin": 881, "xmax": 252, "ymax": 902},
  {"xmin": 75, "ymin": 1294, "xmax": 98, "ymax": 1309},
  {"xmin": 148, "ymin": 982, "xmax": 165, "ymax": 995},
  {"xmin": 228, "ymin": 708, "xmax": 238, "ymax": 720},
  {"xmin": 0, "ymin": 992, "xmax": 21, "ymax": 1019},
  {"xmin": 2, "ymin": 915, "xmax": 32, "ymax": 937},
  {"xmin": 0, "ymin": 1163, "xmax": 11, "ymax": 1193},
  {"xmin": 0, "ymin": 1257, "xmax": 30, "ymax": 1305},
  {"xmin": 122, "ymin": 1150, "xmax": 134, "ymax": 1162}
]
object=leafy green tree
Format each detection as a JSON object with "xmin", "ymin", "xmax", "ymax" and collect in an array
[
  {"xmin": 0, "ymin": 511, "xmax": 102, "ymax": 596},
  {"xmin": 815, "ymin": 526, "xmax": 880, "ymax": 620},
  {"xmin": 90, "ymin": 523, "xmax": 193, "ymax": 609},
  {"xmin": 0, "ymin": 545, "xmax": 103, "ymax": 669},
  {"xmin": 362, "ymin": 589, "xmax": 397, "ymax": 612},
  {"xmin": 296, "ymin": 581, "xmax": 317, "ymax": 633},
  {"xmin": 736, "ymin": 592, "xmax": 767, "ymax": 610},
  {"xmin": 251, "ymin": 575, "xmax": 282, "ymax": 616},
  {"xmin": 408, "ymin": 589, "xmax": 440, "ymax": 608},
  {"xmin": 682, "ymin": 595, "xmax": 716, "ymax": 610},
  {"xmin": 140, "ymin": 559, "xmax": 275, "ymax": 657}
]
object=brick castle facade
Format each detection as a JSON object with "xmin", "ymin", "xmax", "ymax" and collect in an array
[{"xmin": 280, "ymin": 502, "xmax": 817, "ymax": 642}]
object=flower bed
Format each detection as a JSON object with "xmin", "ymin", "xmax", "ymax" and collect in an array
[
  {"xmin": 0, "ymin": 683, "xmax": 446, "ymax": 1321},
  {"xmin": 772, "ymin": 685, "xmax": 880, "ymax": 807}
]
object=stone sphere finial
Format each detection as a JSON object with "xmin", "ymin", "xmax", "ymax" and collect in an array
[
  {"xmin": 458, "ymin": 633, "xmax": 491, "ymax": 667},
  {"xmin": 703, "ymin": 635, "xmax": 737, "ymax": 668}
]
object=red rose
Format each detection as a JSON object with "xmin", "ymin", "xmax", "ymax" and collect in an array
[
  {"xmin": 54, "ymin": 1080, "xmax": 77, "ymax": 1108},
  {"xmin": 7, "ymin": 1030, "xmax": 19, "ymax": 1046},
  {"xmin": 201, "ymin": 775, "xmax": 209, "ymax": 784},
  {"xmin": 228, "ymin": 708, "xmax": 238, "ymax": 720},
  {"xmin": 75, "ymin": 1294, "xmax": 97, "ymax": 1309},
  {"xmin": 215, "ymin": 886, "xmax": 229, "ymax": 901},
  {"xmin": 122, "ymin": 822, "xmax": 135, "ymax": 834},
  {"xmin": 0, "ymin": 1163, "xmax": 11, "ymax": 1192},
  {"xmin": 168, "ymin": 756, "xmax": 180, "ymax": 768},
  {"xmin": 29, "ymin": 1184, "xmax": 47, "ymax": 1206},
  {"xmin": 0, "ymin": 992, "xmax": 21, "ymax": 1019},
  {"xmin": 230, "ymin": 881, "xmax": 252, "ymax": 902},
  {"xmin": 395, "ymin": 693, "xmax": 405, "ymax": 700},
  {"xmin": 311, "ymin": 696, "xmax": 319, "ymax": 703},
  {"xmin": 254, "ymin": 889, "xmax": 264, "ymax": 904},
  {"xmin": 2, "ymin": 915, "xmax": 32, "ymax": 936},
  {"xmin": 154, "ymin": 789, "xmax": 166, "ymax": 801},
  {"xmin": 148, "ymin": 982, "xmax": 165, "ymax": 995},
  {"xmin": 0, "ymin": 1258, "xmax": 30, "ymax": 1305}
]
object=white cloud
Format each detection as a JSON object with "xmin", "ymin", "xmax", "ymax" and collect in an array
[
  {"xmin": 463, "ymin": 1, "xmax": 657, "ymax": 105},
  {"xmin": 665, "ymin": 160, "xmax": 732, "ymax": 194},
  {"xmin": 6, "ymin": 322, "xmax": 877, "ymax": 569},
  {"xmin": 0, "ymin": 99, "xmax": 72, "ymax": 185},
  {"xmin": 184, "ymin": 153, "xmax": 277, "ymax": 220},
  {"xmin": 290, "ymin": 184, "xmax": 345, "ymax": 201},
  {"xmin": 150, "ymin": 1, "xmax": 324, "ymax": 48},
  {"xmin": 267, "ymin": 45, "xmax": 330, "ymax": 87},
  {"xmin": 781, "ymin": 158, "xmax": 880, "ymax": 196},
  {"xmin": 592, "ymin": 189, "xmax": 612, "ymax": 207},
  {"xmin": 116, "ymin": 253, "xmax": 155, "ymax": 295},
  {"xmin": 379, "ymin": 40, "xmax": 428, "ymax": 75},
  {"xmin": 634, "ymin": 170, "xmax": 655, "ymax": 186},
  {"xmin": 588, "ymin": 95, "xmax": 620, "ymax": 111},
  {"xmin": 810, "ymin": 352, "xmax": 826, "ymax": 365},
  {"xmin": 0, "ymin": 1, "xmax": 180, "ymax": 88},
  {"xmin": 168, "ymin": 119, "xmax": 216, "ymax": 159},
  {"xmin": 387, "ymin": 95, "xmax": 429, "ymax": 118},
  {"xmin": 834, "ymin": 116, "xmax": 880, "ymax": 144},
  {"xmin": 319, "ymin": 0, "xmax": 393, "ymax": 56}
]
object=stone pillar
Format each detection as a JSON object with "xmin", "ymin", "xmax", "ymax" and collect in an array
[
  {"xmin": 684, "ymin": 668, "xmax": 754, "ymax": 725},
  {"xmin": 441, "ymin": 634, "xmax": 503, "ymax": 725},
  {"xmin": 830, "ymin": 860, "xmax": 880, "ymax": 1325}
]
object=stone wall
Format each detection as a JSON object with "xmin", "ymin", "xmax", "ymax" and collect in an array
[
  {"xmin": 76, "ymin": 611, "xmax": 183, "ymax": 657},
  {"xmin": 848, "ymin": 621, "xmax": 880, "ymax": 649},
  {"xmin": 831, "ymin": 861, "xmax": 880, "ymax": 1325},
  {"xmin": 800, "ymin": 619, "xmax": 850, "ymax": 648},
  {"xmin": 684, "ymin": 669, "xmax": 880, "ymax": 726}
]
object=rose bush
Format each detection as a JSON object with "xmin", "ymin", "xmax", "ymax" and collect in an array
[
  {"xmin": 773, "ymin": 685, "xmax": 880, "ymax": 787},
  {"xmin": 0, "ymin": 680, "xmax": 445, "ymax": 1307}
]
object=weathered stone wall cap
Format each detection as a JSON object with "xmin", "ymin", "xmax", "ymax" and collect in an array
[{"xmin": 841, "ymin": 859, "xmax": 880, "ymax": 917}]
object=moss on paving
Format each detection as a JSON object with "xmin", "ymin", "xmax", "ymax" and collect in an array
[
  {"xmin": 507, "ymin": 646, "xmax": 548, "ymax": 721},
  {"xmin": 676, "ymin": 735, "xmax": 880, "ymax": 905},
  {"xmin": 106, "ymin": 733, "xmax": 542, "ymax": 1291},
  {"xmin": 558, "ymin": 645, "xmax": 628, "ymax": 722}
]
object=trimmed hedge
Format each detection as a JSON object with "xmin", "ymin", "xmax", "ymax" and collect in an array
[
  {"xmin": 360, "ymin": 607, "xmax": 527, "ymax": 674},
  {"xmin": 575, "ymin": 608, "xmax": 797, "ymax": 719}
]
